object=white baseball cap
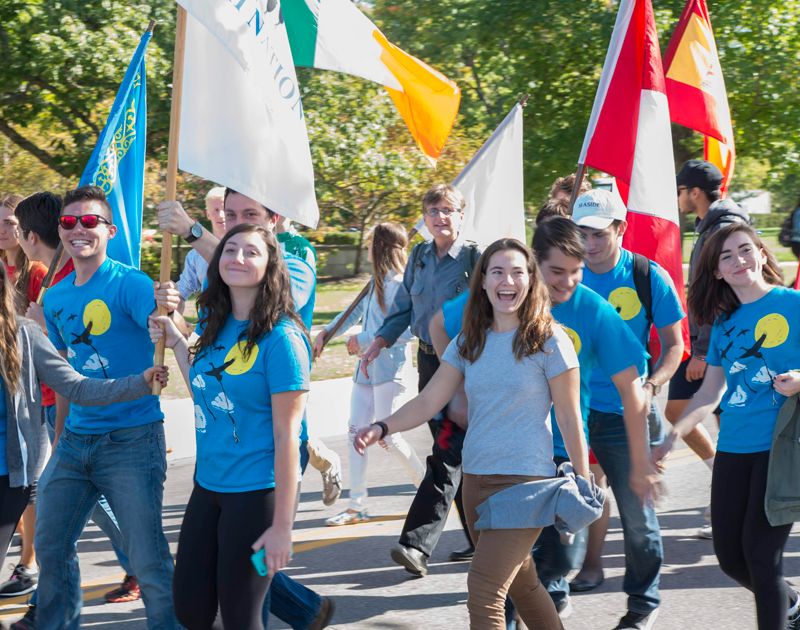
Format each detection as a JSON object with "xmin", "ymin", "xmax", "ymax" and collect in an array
[{"xmin": 571, "ymin": 189, "xmax": 627, "ymax": 229}]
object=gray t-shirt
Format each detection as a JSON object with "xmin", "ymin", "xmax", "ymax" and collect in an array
[{"xmin": 443, "ymin": 326, "xmax": 578, "ymax": 477}]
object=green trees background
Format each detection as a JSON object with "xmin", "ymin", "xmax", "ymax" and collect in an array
[{"xmin": 1, "ymin": 0, "xmax": 798, "ymax": 233}]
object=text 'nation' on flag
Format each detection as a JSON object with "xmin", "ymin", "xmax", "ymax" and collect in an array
[
  {"xmin": 282, "ymin": 0, "xmax": 461, "ymax": 163},
  {"xmin": 177, "ymin": 0, "xmax": 319, "ymax": 228},
  {"xmin": 80, "ymin": 26, "xmax": 151, "ymax": 268},
  {"xmin": 578, "ymin": 0, "xmax": 689, "ymax": 357},
  {"xmin": 664, "ymin": 0, "xmax": 735, "ymax": 194}
]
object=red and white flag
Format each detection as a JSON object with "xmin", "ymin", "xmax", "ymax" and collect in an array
[
  {"xmin": 664, "ymin": 0, "xmax": 735, "ymax": 195},
  {"xmin": 579, "ymin": 0, "xmax": 688, "ymax": 354}
]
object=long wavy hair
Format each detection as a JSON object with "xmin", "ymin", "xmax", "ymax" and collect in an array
[
  {"xmin": 0, "ymin": 194, "xmax": 32, "ymax": 314},
  {"xmin": 688, "ymin": 223, "xmax": 784, "ymax": 325},
  {"xmin": 459, "ymin": 238, "xmax": 553, "ymax": 362},
  {"xmin": 193, "ymin": 224, "xmax": 307, "ymax": 361},
  {"xmin": 0, "ymin": 262, "xmax": 21, "ymax": 393},
  {"xmin": 370, "ymin": 222, "xmax": 408, "ymax": 312}
]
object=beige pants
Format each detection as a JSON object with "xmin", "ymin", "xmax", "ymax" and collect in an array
[
  {"xmin": 306, "ymin": 437, "xmax": 337, "ymax": 472},
  {"xmin": 462, "ymin": 473, "xmax": 564, "ymax": 630}
]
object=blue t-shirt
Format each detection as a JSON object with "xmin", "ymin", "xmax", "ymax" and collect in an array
[
  {"xmin": 707, "ymin": 286, "xmax": 800, "ymax": 453},
  {"xmin": 442, "ymin": 291, "xmax": 469, "ymax": 340},
  {"xmin": 582, "ymin": 248, "xmax": 684, "ymax": 414},
  {"xmin": 43, "ymin": 258, "xmax": 162, "ymax": 434},
  {"xmin": 0, "ymin": 380, "xmax": 7, "ymax": 476},
  {"xmin": 550, "ymin": 284, "xmax": 647, "ymax": 458},
  {"xmin": 284, "ymin": 251, "xmax": 316, "ymax": 330},
  {"xmin": 190, "ymin": 316, "xmax": 311, "ymax": 492}
]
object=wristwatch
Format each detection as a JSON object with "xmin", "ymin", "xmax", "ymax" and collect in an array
[
  {"xmin": 644, "ymin": 379, "xmax": 661, "ymax": 396},
  {"xmin": 185, "ymin": 221, "xmax": 203, "ymax": 243}
]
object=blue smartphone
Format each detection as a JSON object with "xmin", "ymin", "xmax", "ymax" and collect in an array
[{"xmin": 250, "ymin": 548, "xmax": 268, "ymax": 577}]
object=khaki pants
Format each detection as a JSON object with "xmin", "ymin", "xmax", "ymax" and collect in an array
[{"xmin": 463, "ymin": 473, "xmax": 564, "ymax": 630}]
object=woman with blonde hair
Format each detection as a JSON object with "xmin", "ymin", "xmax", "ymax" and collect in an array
[
  {"xmin": 314, "ymin": 222, "xmax": 424, "ymax": 526},
  {"xmin": 356, "ymin": 238, "xmax": 589, "ymax": 629}
]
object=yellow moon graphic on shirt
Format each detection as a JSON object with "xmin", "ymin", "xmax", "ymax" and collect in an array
[
  {"xmin": 83, "ymin": 300, "xmax": 112, "ymax": 335},
  {"xmin": 755, "ymin": 313, "xmax": 789, "ymax": 348},
  {"xmin": 224, "ymin": 341, "xmax": 260, "ymax": 376},
  {"xmin": 608, "ymin": 287, "xmax": 642, "ymax": 321},
  {"xmin": 560, "ymin": 325, "xmax": 582, "ymax": 355}
]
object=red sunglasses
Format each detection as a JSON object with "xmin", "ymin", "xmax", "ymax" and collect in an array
[{"xmin": 58, "ymin": 214, "xmax": 111, "ymax": 230}]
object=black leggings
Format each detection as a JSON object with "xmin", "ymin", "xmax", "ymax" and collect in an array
[
  {"xmin": 0, "ymin": 476, "xmax": 31, "ymax": 568},
  {"xmin": 712, "ymin": 451, "xmax": 794, "ymax": 630},
  {"xmin": 174, "ymin": 483, "xmax": 275, "ymax": 630}
]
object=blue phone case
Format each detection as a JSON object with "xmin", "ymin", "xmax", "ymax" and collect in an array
[{"xmin": 250, "ymin": 548, "xmax": 268, "ymax": 577}]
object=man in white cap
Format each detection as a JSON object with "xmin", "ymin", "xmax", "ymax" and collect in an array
[{"xmin": 571, "ymin": 189, "xmax": 685, "ymax": 630}]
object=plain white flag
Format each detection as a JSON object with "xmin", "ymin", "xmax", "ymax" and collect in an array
[
  {"xmin": 416, "ymin": 104, "xmax": 525, "ymax": 248},
  {"xmin": 177, "ymin": 0, "xmax": 319, "ymax": 227}
]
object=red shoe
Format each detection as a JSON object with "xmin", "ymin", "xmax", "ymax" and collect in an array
[{"xmin": 104, "ymin": 575, "xmax": 141, "ymax": 603}]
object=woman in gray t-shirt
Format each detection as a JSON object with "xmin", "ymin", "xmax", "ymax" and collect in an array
[{"xmin": 355, "ymin": 238, "xmax": 589, "ymax": 630}]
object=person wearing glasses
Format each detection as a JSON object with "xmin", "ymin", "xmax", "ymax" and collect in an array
[
  {"xmin": 360, "ymin": 184, "xmax": 480, "ymax": 576},
  {"xmin": 655, "ymin": 223, "xmax": 800, "ymax": 630},
  {"xmin": 35, "ymin": 186, "xmax": 180, "ymax": 629}
]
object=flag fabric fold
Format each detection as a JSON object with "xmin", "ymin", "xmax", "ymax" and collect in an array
[
  {"xmin": 579, "ymin": 0, "xmax": 689, "ymax": 355},
  {"xmin": 177, "ymin": 0, "xmax": 319, "ymax": 228},
  {"xmin": 415, "ymin": 103, "xmax": 525, "ymax": 249},
  {"xmin": 79, "ymin": 28, "xmax": 151, "ymax": 268},
  {"xmin": 664, "ymin": 0, "xmax": 735, "ymax": 194},
  {"xmin": 283, "ymin": 0, "xmax": 460, "ymax": 162}
]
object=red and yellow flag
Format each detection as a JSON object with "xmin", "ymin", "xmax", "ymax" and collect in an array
[{"xmin": 664, "ymin": 0, "xmax": 735, "ymax": 194}]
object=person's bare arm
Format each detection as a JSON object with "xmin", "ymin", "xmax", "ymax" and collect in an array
[
  {"xmin": 157, "ymin": 201, "xmax": 220, "ymax": 263},
  {"xmin": 643, "ymin": 321, "xmax": 684, "ymax": 405},
  {"xmin": 612, "ymin": 366, "xmax": 661, "ymax": 503},
  {"xmin": 550, "ymin": 368, "xmax": 590, "ymax": 479},
  {"xmin": 429, "ymin": 310, "xmax": 468, "ymax": 429}
]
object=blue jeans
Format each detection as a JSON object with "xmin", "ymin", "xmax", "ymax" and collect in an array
[
  {"xmin": 35, "ymin": 423, "xmax": 178, "ymax": 629},
  {"xmin": 263, "ymin": 439, "xmax": 323, "ymax": 629},
  {"xmin": 588, "ymin": 409, "xmax": 662, "ymax": 614}
]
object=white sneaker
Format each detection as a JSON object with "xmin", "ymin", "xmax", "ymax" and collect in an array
[
  {"xmin": 325, "ymin": 509, "xmax": 369, "ymax": 527},
  {"xmin": 320, "ymin": 452, "xmax": 342, "ymax": 506},
  {"xmin": 698, "ymin": 503, "xmax": 712, "ymax": 539}
]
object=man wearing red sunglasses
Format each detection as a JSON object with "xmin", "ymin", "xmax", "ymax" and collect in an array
[{"xmin": 36, "ymin": 185, "xmax": 180, "ymax": 629}]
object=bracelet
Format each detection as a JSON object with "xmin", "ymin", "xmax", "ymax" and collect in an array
[{"xmin": 375, "ymin": 421, "xmax": 389, "ymax": 440}]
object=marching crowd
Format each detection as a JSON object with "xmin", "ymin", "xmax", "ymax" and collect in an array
[{"xmin": 0, "ymin": 158, "xmax": 798, "ymax": 630}]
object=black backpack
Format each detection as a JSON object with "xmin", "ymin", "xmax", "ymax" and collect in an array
[{"xmin": 631, "ymin": 252, "xmax": 653, "ymax": 328}]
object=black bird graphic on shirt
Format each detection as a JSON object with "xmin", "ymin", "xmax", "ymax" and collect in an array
[
  {"xmin": 719, "ymin": 340, "xmax": 734, "ymax": 362},
  {"xmin": 722, "ymin": 324, "xmax": 735, "ymax": 338},
  {"xmin": 736, "ymin": 328, "xmax": 750, "ymax": 338},
  {"xmin": 70, "ymin": 322, "xmax": 109, "ymax": 378},
  {"xmin": 204, "ymin": 358, "xmax": 239, "ymax": 442},
  {"xmin": 67, "ymin": 314, "xmax": 77, "ymax": 322},
  {"xmin": 739, "ymin": 333, "xmax": 767, "ymax": 360}
]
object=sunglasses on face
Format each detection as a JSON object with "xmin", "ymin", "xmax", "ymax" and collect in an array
[{"xmin": 58, "ymin": 214, "xmax": 111, "ymax": 230}]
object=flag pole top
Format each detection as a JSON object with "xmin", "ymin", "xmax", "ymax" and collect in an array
[
  {"xmin": 518, "ymin": 94, "xmax": 530, "ymax": 107},
  {"xmin": 147, "ymin": 19, "xmax": 157, "ymax": 33}
]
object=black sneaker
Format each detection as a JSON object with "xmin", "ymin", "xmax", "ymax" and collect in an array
[
  {"xmin": 10, "ymin": 604, "xmax": 36, "ymax": 629},
  {"xmin": 612, "ymin": 609, "xmax": 659, "ymax": 629},
  {"xmin": 0, "ymin": 564, "xmax": 38, "ymax": 598}
]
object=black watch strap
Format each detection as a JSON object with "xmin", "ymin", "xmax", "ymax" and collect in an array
[{"xmin": 185, "ymin": 221, "xmax": 203, "ymax": 243}]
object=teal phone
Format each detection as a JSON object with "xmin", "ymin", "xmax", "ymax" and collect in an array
[{"xmin": 250, "ymin": 549, "xmax": 268, "ymax": 577}]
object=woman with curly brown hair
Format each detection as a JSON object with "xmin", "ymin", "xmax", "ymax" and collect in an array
[
  {"xmin": 150, "ymin": 223, "xmax": 311, "ymax": 630},
  {"xmin": 355, "ymin": 238, "xmax": 589, "ymax": 630}
]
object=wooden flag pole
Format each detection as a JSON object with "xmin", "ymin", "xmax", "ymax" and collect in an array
[
  {"xmin": 153, "ymin": 7, "xmax": 187, "ymax": 394},
  {"xmin": 35, "ymin": 244, "xmax": 64, "ymax": 305},
  {"xmin": 567, "ymin": 163, "xmax": 588, "ymax": 212}
]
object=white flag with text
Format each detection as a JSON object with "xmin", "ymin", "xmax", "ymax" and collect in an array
[{"xmin": 177, "ymin": 0, "xmax": 319, "ymax": 227}]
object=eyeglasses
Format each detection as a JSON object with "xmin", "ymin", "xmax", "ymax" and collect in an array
[
  {"xmin": 58, "ymin": 214, "xmax": 112, "ymax": 230},
  {"xmin": 424, "ymin": 207, "xmax": 459, "ymax": 217}
]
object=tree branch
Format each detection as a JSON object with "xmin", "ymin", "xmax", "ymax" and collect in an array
[
  {"xmin": 463, "ymin": 52, "xmax": 494, "ymax": 117},
  {"xmin": 0, "ymin": 120, "xmax": 73, "ymax": 178}
]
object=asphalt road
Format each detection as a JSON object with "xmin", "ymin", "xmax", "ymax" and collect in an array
[{"xmin": 0, "ymin": 414, "xmax": 796, "ymax": 629}]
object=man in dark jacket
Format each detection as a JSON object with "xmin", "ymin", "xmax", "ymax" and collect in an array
[{"xmin": 666, "ymin": 159, "xmax": 750, "ymax": 538}]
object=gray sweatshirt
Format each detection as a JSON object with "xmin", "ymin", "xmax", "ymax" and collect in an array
[{"xmin": 5, "ymin": 317, "xmax": 152, "ymax": 488}]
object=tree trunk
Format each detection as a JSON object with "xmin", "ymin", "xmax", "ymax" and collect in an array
[{"xmin": 0, "ymin": 120, "xmax": 73, "ymax": 178}]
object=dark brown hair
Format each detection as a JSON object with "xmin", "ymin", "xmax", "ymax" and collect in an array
[
  {"xmin": 459, "ymin": 238, "xmax": 553, "ymax": 362},
  {"xmin": 0, "ymin": 262, "xmax": 21, "ymax": 392},
  {"xmin": 535, "ymin": 199, "xmax": 569, "ymax": 225},
  {"xmin": 532, "ymin": 216, "xmax": 586, "ymax": 262},
  {"xmin": 369, "ymin": 222, "xmax": 408, "ymax": 311},
  {"xmin": 223, "ymin": 188, "xmax": 275, "ymax": 219},
  {"xmin": 194, "ymin": 224, "xmax": 306, "ymax": 361},
  {"xmin": 62, "ymin": 185, "xmax": 113, "ymax": 221},
  {"xmin": 549, "ymin": 173, "xmax": 591, "ymax": 200},
  {"xmin": 688, "ymin": 223, "xmax": 784, "ymax": 325}
]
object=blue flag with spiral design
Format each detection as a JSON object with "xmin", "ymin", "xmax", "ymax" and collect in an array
[{"xmin": 79, "ymin": 27, "xmax": 151, "ymax": 268}]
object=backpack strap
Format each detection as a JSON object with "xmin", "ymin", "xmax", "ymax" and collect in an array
[
  {"xmin": 462, "ymin": 241, "xmax": 481, "ymax": 278},
  {"xmin": 631, "ymin": 253, "xmax": 653, "ymax": 328}
]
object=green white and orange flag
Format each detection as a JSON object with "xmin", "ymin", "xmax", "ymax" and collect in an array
[
  {"xmin": 283, "ymin": 0, "xmax": 460, "ymax": 162},
  {"xmin": 664, "ymin": 0, "xmax": 735, "ymax": 194}
]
